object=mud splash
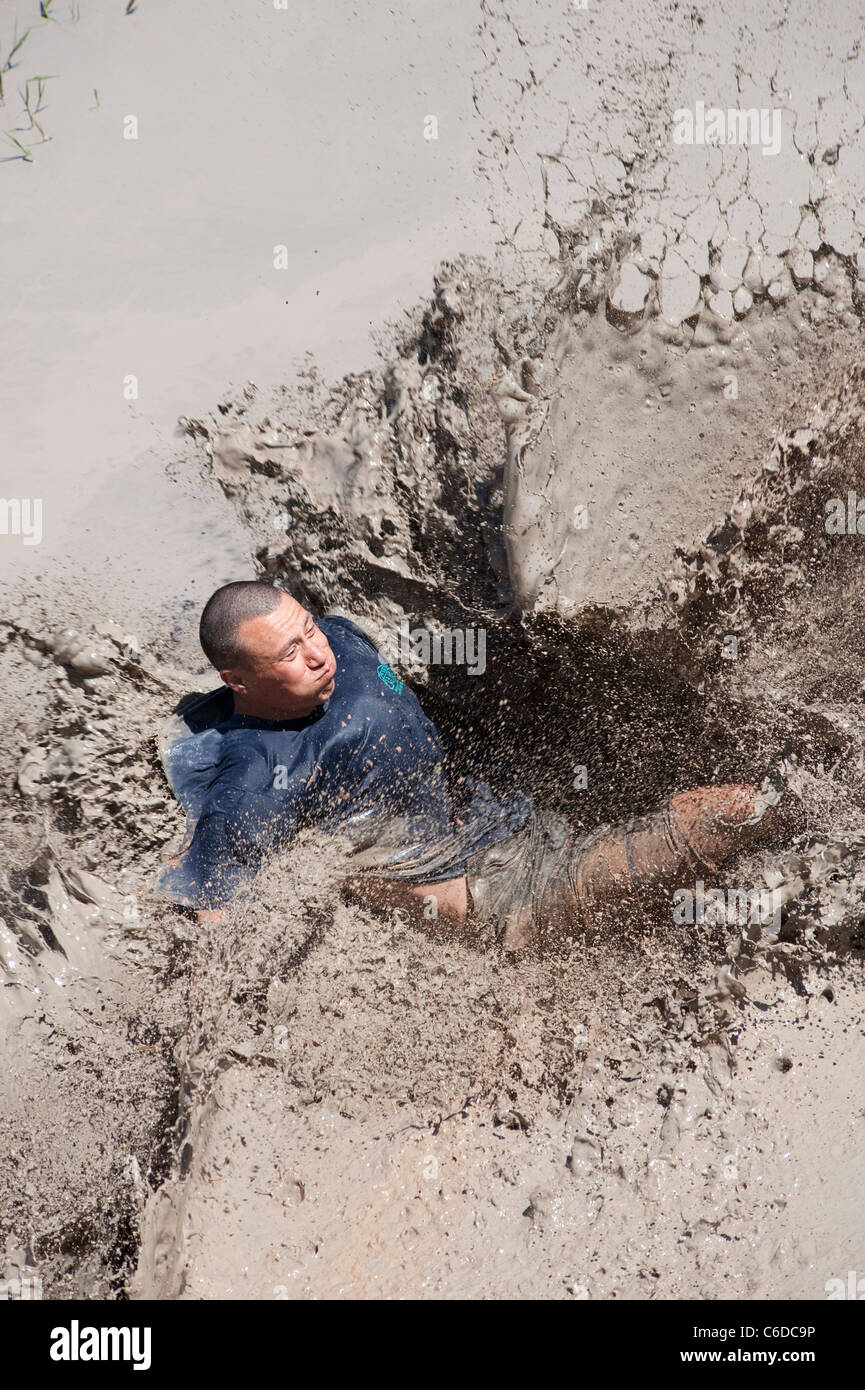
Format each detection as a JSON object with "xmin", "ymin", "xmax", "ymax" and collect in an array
[
  {"xmin": 128, "ymin": 237, "xmax": 865, "ymax": 1298},
  {"xmin": 4, "ymin": 210, "xmax": 865, "ymax": 1299}
]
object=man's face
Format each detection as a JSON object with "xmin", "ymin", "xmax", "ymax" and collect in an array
[{"xmin": 222, "ymin": 593, "xmax": 336, "ymax": 718}]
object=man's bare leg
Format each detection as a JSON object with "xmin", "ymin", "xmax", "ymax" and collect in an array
[{"xmin": 530, "ymin": 781, "xmax": 785, "ymax": 948}]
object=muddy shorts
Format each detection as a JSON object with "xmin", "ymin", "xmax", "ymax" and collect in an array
[
  {"xmin": 465, "ymin": 809, "xmax": 590, "ymax": 949},
  {"xmin": 338, "ymin": 808, "xmax": 578, "ymax": 949},
  {"xmin": 464, "ymin": 798, "xmax": 699, "ymax": 950}
]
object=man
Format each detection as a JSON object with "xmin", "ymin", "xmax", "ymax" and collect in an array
[{"xmin": 157, "ymin": 581, "xmax": 784, "ymax": 948}]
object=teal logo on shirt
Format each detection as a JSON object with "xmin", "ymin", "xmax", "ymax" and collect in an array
[{"xmin": 376, "ymin": 662, "xmax": 403, "ymax": 694}]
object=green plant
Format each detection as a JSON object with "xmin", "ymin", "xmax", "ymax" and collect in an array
[
  {"xmin": 0, "ymin": 22, "xmax": 31, "ymax": 103},
  {"xmin": 5, "ymin": 131, "xmax": 33, "ymax": 160},
  {"xmin": 21, "ymin": 74, "xmax": 56, "ymax": 141}
]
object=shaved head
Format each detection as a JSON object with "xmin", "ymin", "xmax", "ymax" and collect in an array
[
  {"xmin": 199, "ymin": 584, "xmax": 336, "ymax": 718},
  {"xmin": 199, "ymin": 581, "xmax": 284, "ymax": 669}
]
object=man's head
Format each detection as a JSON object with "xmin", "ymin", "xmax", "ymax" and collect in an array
[{"xmin": 200, "ymin": 581, "xmax": 336, "ymax": 719}]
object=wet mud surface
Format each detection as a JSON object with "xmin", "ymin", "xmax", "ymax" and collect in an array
[{"xmin": 4, "ymin": 245, "xmax": 865, "ymax": 1300}]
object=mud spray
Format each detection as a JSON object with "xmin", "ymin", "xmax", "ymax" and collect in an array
[{"xmin": 4, "ymin": 0, "xmax": 865, "ymax": 1302}]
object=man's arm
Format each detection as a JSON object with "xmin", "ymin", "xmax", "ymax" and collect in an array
[
  {"xmin": 156, "ymin": 741, "xmax": 286, "ymax": 917},
  {"xmin": 343, "ymin": 872, "xmax": 470, "ymax": 930},
  {"xmin": 198, "ymin": 873, "xmax": 470, "ymax": 932}
]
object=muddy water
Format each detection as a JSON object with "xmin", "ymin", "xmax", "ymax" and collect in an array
[{"xmin": 3, "ymin": 0, "xmax": 865, "ymax": 1302}]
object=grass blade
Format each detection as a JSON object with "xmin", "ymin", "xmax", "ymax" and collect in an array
[
  {"xmin": 5, "ymin": 131, "xmax": 33, "ymax": 160},
  {"xmin": 7, "ymin": 25, "xmax": 31, "ymax": 64}
]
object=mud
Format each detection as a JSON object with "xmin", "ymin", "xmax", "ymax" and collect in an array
[
  {"xmin": 4, "ymin": 0, "xmax": 865, "ymax": 1304},
  {"xmin": 126, "ymin": 265, "xmax": 865, "ymax": 1298}
]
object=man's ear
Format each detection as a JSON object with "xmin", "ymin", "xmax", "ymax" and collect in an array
[{"xmin": 220, "ymin": 668, "xmax": 246, "ymax": 694}]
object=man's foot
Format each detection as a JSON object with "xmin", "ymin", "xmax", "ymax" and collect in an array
[{"xmin": 669, "ymin": 782, "xmax": 783, "ymax": 872}]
